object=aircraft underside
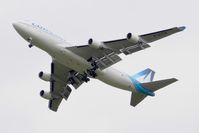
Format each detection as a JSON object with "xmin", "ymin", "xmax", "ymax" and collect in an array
[{"xmin": 13, "ymin": 20, "xmax": 185, "ymax": 111}]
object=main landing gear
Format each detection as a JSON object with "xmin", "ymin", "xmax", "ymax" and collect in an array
[
  {"xmin": 68, "ymin": 71, "xmax": 90, "ymax": 86},
  {"xmin": 79, "ymin": 72, "xmax": 90, "ymax": 82},
  {"xmin": 86, "ymin": 57, "xmax": 99, "ymax": 78}
]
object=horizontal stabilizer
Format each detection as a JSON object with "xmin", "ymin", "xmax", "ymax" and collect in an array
[
  {"xmin": 141, "ymin": 78, "xmax": 178, "ymax": 92},
  {"xmin": 130, "ymin": 78, "xmax": 178, "ymax": 107},
  {"xmin": 130, "ymin": 92, "xmax": 146, "ymax": 107}
]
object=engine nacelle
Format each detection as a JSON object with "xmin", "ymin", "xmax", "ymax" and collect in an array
[
  {"xmin": 40, "ymin": 90, "xmax": 53, "ymax": 100},
  {"xmin": 88, "ymin": 38, "xmax": 106, "ymax": 50},
  {"xmin": 38, "ymin": 71, "xmax": 51, "ymax": 82},
  {"xmin": 126, "ymin": 33, "xmax": 140, "ymax": 43}
]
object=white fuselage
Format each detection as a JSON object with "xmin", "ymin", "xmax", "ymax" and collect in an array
[{"xmin": 13, "ymin": 21, "xmax": 136, "ymax": 92}]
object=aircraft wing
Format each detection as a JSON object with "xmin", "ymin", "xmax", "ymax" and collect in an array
[
  {"xmin": 67, "ymin": 26, "xmax": 185, "ymax": 70},
  {"xmin": 48, "ymin": 60, "xmax": 84, "ymax": 112},
  {"xmin": 140, "ymin": 26, "xmax": 186, "ymax": 43}
]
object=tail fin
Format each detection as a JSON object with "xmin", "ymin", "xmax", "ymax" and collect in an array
[
  {"xmin": 132, "ymin": 68, "xmax": 155, "ymax": 83},
  {"xmin": 129, "ymin": 68, "xmax": 178, "ymax": 106}
]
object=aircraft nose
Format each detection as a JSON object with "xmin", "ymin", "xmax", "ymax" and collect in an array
[
  {"xmin": 12, "ymin": 22, "xmax": 17, "ymax": 28},
  {"xmin": 12, "ymin": 21, "xmax": 30, "ymax": 40},
  {"xmin": 12, "ymin": 22, "xmax": 22, "ymax": 32}
]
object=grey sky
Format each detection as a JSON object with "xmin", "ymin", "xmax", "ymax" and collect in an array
[{"xmin": 0, "ymin": 0, "xmax": 198, "ymax": 133}]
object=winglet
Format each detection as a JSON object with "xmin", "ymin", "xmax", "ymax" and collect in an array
[{"xmin": 178, "ymin": 26, "xmax": 186, "ymax": 31}]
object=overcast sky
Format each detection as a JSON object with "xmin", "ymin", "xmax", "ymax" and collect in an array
[{"xmin": 0, "ymin": 0, "xmax": 199, "ymax": 133}]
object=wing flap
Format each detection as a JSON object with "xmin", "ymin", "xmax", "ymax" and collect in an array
[
  {"xmin": 120, "ymin": 43, "xmax": 150, "ymax": 55},
  {"xmin": 96, "ymin": 52, "xmax": 122, "ymax": 69}
]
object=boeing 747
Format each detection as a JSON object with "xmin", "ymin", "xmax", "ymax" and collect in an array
[{"xmin": 13, "ymin": 21, "xmax": 185, "ymax": 111}]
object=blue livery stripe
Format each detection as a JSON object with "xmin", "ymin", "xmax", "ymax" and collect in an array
[{"xmin": 129, "ymin": 76, "xmax": 155, "ymax": 96}]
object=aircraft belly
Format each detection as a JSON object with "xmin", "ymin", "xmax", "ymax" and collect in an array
[{"xmin": 96, "ymin": 67, "xmax": 136, "ymax": 92}]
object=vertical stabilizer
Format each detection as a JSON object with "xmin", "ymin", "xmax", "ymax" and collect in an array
[{"xmin": 132, "ymin": 68, "xmax": 155, "ymax": 83}]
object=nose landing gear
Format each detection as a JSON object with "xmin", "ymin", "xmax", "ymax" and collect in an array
[{"xmin": 27, "ymin": 37, "xmax": 33, "ymax": 48}]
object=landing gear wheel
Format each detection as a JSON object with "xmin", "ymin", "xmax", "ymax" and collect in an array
[
  {"xmin": 87, "ymin": 57, "xmax": 98, "ymax": 70},
  {"xmin": 87, "ymin": 69, "xmax": 97, "ymax": 78},
  {"xmin": 27, "ymin": 37, "xmax": 33, "ymax": 48},
  {"xmin": 28, "ymin": 44, "xmax": 33, "ymax": 48},
  {"xmin": 79, "ymin": 73, "xmax": 90, "ymax": 82},
  {"xmin": 68, "ymin": 77, "xmax": 76, "ymax": 85}
]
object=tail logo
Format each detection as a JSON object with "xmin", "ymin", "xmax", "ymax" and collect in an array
[{"xmin": 129, "ymin": 68, "xmax": 155, "ymax": 96}]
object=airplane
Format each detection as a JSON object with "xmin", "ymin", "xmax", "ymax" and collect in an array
[{"xmin": 13, "ymin": 20, "xmax": 185, "ymax": 112}]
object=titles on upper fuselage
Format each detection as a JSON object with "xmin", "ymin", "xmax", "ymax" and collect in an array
[
  {"xmin": 32, "ymin": 22, "xmax": 49, "ymax": 32},
  {"xmin": 25, "ymin": 21, "xmax": 65, "ymax": 42}
]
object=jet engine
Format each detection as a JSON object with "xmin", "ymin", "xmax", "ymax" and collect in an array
[
  {"xmin": 40, "ymin": 90, "xmax": 53, "ymax": 100},
  {"xmin": 88, "ymin": 38, "xmax": 106, "ymax": 50},
  {"xmin": 126, "ymin": 33, "xmax": 140, "ymax": 43},
  {"xmin": 38, "ymin": 71, "xmax": 51, "ymax": 81}
]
